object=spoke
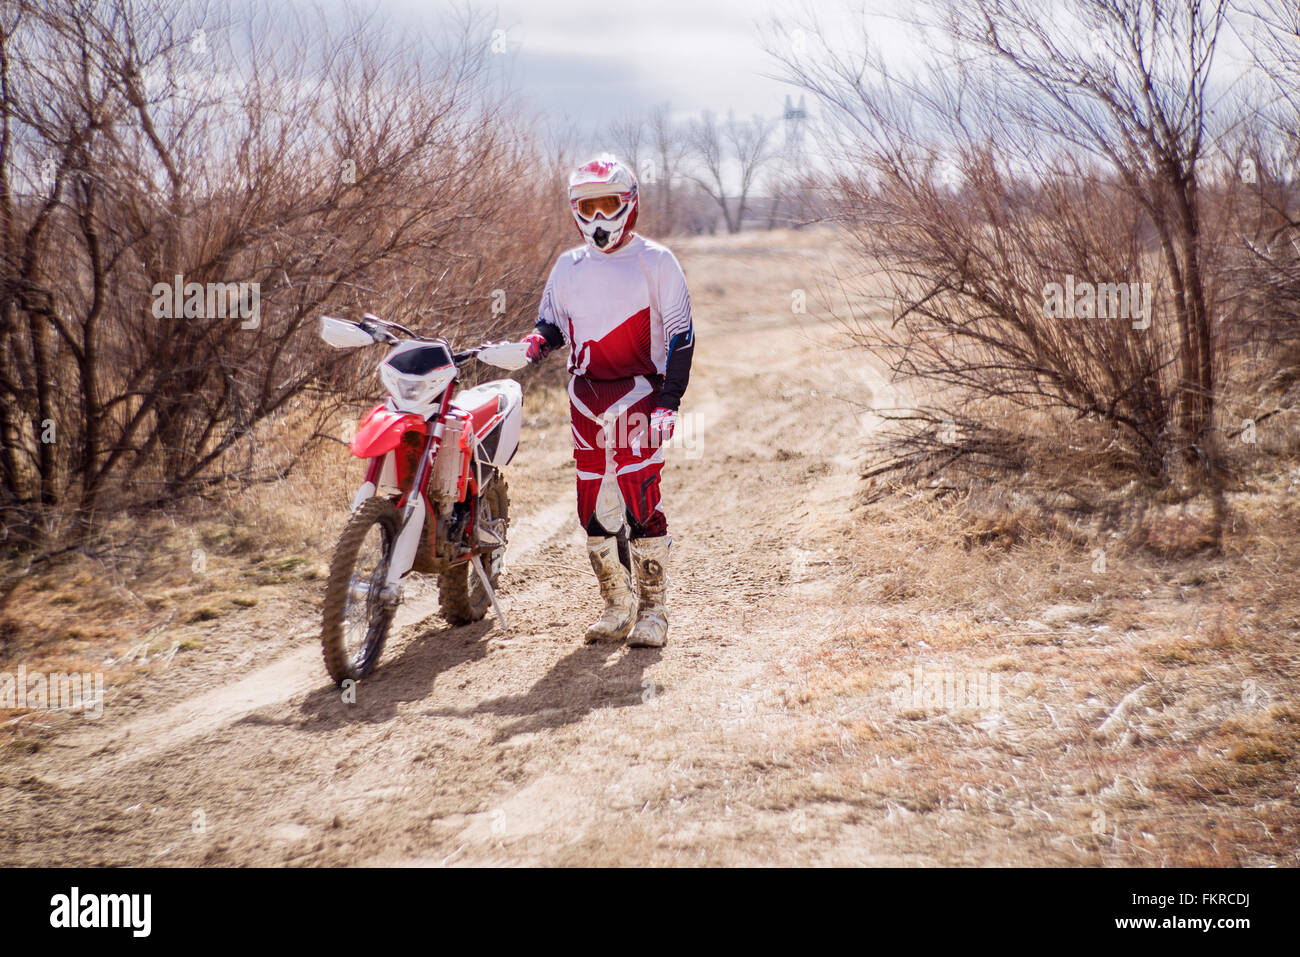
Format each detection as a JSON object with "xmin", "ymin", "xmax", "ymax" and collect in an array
[{"xmin": 341, "ymin": 522, "xmax": 389, "ymax": 663}]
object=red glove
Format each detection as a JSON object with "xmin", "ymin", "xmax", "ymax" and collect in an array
[
  {"xmin": 521, "ymin": 332, "xmax": 550, "ymax": 364},
  {"xmin": 648, "ymin": 407, "xmax": 676, "ymax": 447}
]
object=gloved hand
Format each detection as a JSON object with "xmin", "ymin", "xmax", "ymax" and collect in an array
[
  {"xmin": 521, "ymin": 332, "xmax": 550, "ymax": 365},
  {"xmin": 648, "ymin": 407, "xmax": 676, "ymax": 447}
]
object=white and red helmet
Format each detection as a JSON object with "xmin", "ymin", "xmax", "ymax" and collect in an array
[{"xmin": 568, "ymin": 154, "xmax": 638, "ymax": 253}]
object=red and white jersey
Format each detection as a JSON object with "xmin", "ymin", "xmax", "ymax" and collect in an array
[{"xmin": 537, "ymin": 234, "xmax": 693, "ymax": 380}]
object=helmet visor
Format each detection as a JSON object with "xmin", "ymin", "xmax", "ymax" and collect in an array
[{"xmin": 576, "ymin": 194, "xmax": 626, "ymax": 219}]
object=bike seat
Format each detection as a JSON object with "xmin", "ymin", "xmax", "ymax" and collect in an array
[{"xmin": 452, "ymin": 388, "xmax": 504, "ymax": 433}]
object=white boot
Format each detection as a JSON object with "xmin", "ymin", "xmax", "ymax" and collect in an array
[
  {"xmin": 627, "ymin": 535, "xmax": 670, "ymax": 648},
  {"xmin": 584, "ymin": 535, "xmax": 637, "ymax": 643}
]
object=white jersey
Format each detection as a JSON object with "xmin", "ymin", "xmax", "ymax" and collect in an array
[{"xmin": 537, "ymin": 234, "xmax": 693, "ymax": 381}]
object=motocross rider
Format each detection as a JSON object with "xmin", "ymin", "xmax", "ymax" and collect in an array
[{"xmin": 521, "ymin": 155, "xmax": 694, "ymax": 648}]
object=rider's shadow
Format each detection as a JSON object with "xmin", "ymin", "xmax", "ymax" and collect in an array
[
  {"xmin": 293, "ymin": 617, "xmax": 495, "ymax": 729},
  {"xmin": 424, "ymin": 642, "xmax": 663, "ymax": 741}
]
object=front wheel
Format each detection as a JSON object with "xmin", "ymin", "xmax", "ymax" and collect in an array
[{"xmin": 322, "ymin": 496, "xmax": 402, "ymax": 684}]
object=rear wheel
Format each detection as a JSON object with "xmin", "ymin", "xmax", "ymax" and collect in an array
[
  {"xmin": 439, "ymin": 476, "xmax": 509, "ymax": 625},
  {"xmin": 321, "ymin": 497, "xmax": 401, "ymax": 684}
]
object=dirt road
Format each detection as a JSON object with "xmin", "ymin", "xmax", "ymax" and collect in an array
[
  {"xmin": 2, "ymin": 231, "xmax": 908, "ymax": 866},
  {"xmin": 5, "ymin": 230, "xmax": 1296, "ymax": 867}
]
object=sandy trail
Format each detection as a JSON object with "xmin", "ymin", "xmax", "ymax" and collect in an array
[{"xmin": 0, "ymin": 232, "xmax": 894, "ymax": 866}]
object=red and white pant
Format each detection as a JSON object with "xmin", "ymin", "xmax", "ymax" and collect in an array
[{"xmin": 569, "ymin": 374, "xmax": 667, "ymax": 538}]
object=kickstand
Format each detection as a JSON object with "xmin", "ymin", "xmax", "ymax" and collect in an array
[{"xmin": 469, "ymin": 553, "xmax": 508, "ymax": 631}]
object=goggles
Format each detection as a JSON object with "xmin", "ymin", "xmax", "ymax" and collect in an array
[{"xmin": 574, "ymin": 193, "xmax": 628, "ymax": 220}]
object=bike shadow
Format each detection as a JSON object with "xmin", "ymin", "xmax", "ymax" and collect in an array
[
  {"xmin": 290, "ymin": 616, "xmax": 496, "ymax": 730},
  {"xmin": 423, "ymin": 640, "xmax": 663, "ymax": 742}
]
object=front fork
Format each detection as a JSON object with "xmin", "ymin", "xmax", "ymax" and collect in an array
[
  {"xmin": 348, "ymin": 408, "xmax": 450, "ymax": 603},
  {"xmin": 385, "ymin": 425, "xmax": 441, "ymax": 594},
  {"xmin": 347, "ymin": 401, "xmax": 506, "ymax": 628}
]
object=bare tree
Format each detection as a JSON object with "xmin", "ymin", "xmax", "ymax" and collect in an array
[
  {"xmin": 686, "ymin": 110, "xmax": 777, "ymax": 233},
  {"xmin": 606, "ymin": 103, "xmax": 691, "ymax": 236},
  {"xmin": 644, "ymin": 103, "xmax": 689, "ymax": 233},
  {"xmin": 0, "ymin": 0, "xmax": 564, "ymax": 545},
  {"xmin": 609, "ymin": 114, "xmax": 646, "ymax": 179},
  {"xmin": 1227, "ymin": 1, "xmax": 1300, "ymax": 364},
  {"xmin": 775, "ymin": 0, "xmax": 1239, "ymax": 488}
]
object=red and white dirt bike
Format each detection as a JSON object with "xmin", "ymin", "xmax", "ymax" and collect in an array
[{"xmin": 317, "ymin": 313, "xmax": 531, "ymax": 686}]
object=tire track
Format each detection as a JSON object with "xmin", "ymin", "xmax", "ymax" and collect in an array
[{"xmin": 38, "ymin": 496, "xmax": 579, "ymax": 787}]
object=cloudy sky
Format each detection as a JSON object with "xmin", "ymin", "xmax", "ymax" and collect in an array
[
  {"xmin": 323, "ymin": 0, "xmax": 1262, "ymax": 162},
  {"xmin": 393, "ymin": 0, "xmax": 801, "ymax": 124},
  {"xmin": 378, "ymin": 0, "xmax": 919, "ymax": 135}
]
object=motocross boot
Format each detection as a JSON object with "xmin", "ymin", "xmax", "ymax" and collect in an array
[
  {"xmin": 627, "ymin": 535, "xmax": 670, "ymax": 648},
  {"xmin": 584, "ymin": 535, "xmax": 638, "ymax": 643}
]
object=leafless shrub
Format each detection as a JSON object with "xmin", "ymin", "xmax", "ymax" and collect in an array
[
  {"xmin": 776, "ymin": 0, "xmax": 1245, "ymax": 492},
  {"xmin": 0, "ymin": 0, "xmax": 563, "ymax": 546},
  {"xmin": 1221, "ymin": 2, "xmax": 1300, "ymax": 380}
]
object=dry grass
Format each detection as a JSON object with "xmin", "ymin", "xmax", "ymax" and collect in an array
[
  {"xmin": 3, "ymin": 225, "xmax": 1295, "ymax": 866},
  {"xmin": 772, "ymin": 458, "xmax": 1300, "ymax": 866},
  {"xmin": 664, "ymin": 227, "xmax": 1299, "ymax": 864},
  {"xmin": 0, "ymin": 371, "xmax": 573, "ymax": 741},
  {"xmin": 0, "ymin": 437, "xmax": 357, "ymax": 735}
]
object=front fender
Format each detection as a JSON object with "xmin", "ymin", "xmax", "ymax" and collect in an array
[{"xmin": 351, "ymin": 405, "xmax": 427, "ymax": 458}]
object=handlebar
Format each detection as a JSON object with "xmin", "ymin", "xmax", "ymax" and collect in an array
[
  {"xmin": 357, "ymin": 313, "xmax": 424, "ymax": 344},
  {"xmin": 322, "ymin": 314, "xmax": 521, "ymax": 368},
  {"xmin": 329, "ymin": 312, "xmax": 467, "ymax": 352}
]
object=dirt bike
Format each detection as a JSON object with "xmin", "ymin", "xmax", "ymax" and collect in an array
[{"xmin": 316, "ymin": 313, "xmax": 531, "ymax": 686}]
